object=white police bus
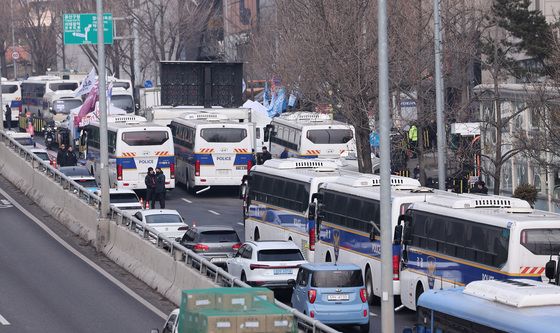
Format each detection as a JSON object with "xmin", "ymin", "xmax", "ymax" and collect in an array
[
  {"xmin": 397, "ymin": 194, "xmax": 560, "ymax": 310},
  {"xmin": 267, "ymin": 112, "xmax": 355, "ymax": 159},
  {"xmin": 313, "ymin": 174, "xmax": 428, "ymax": 304},
  {"xmin": 169, "ymin": 113, "xmax": 254, "ymax": 193},
  {"xmin": 82, "ymin": 115, "xmax": 175, "ymax": 190},
  {"xmin": 242, "ymin": 158, "xmax": 351, "ymax": 261},
  {"xmin": 406, "ymin": 279, "xmax": 560, "ymax": 333}
]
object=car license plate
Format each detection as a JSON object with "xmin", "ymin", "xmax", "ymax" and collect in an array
[
  {"xmin": 216, "ymin": 169, "xmax": 230, "ymax": 175},
  {"xmin": 273, "ymin": 268, "xmax": 292, "ymax": 275},
  {"xmin": 211, "ymin": 257, "xmax": 227, "ymax": 263},
  {"xmin": 327, "ymin": 294, "xmax": 349, "ymax": 301},
  {"xmin": 236, "ymin": 165, "xmax": 247, "ymax": 170}
]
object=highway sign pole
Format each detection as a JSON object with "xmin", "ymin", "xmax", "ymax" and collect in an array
[
  {"xmin": 0, "ymin": 62, "xmax": 4, "ymax": 132},
  {"xmin": 96, "ymin": 0, "xmax": 110, "ymax": 218},
  {"xmin": 377, "ymin": 0, "xmax": 395, "ymax": 332},
  {"xmin": 434, "ymin": 0, "xmax": 446, "ymax": 190},
  {"xmin": 10, "ymin": 0, "xmax": 16, "ymax": 79}
]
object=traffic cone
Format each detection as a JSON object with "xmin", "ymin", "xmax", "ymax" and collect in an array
[
  {"xmin": 145, "ymin": 200, "xmax": 150, "ymax": 210},
  {"xmin": 140, "ymin": 198, "xmax": 145, "ymax": 210}
]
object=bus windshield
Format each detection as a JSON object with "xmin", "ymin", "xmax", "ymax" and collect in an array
[
  {"xmin": 53, "ymin": 99, "xmax": 82, "ymax": 114},
  {"xmin": 200, "ymin": 128, "xmax": 247, "ymax": 143},
  {"xmin": 306, "ymin": 129, "xmax": 353, "ymax": 144},
  {"xmin": 110, "ymin": 95, "xmax": 134, "ymax": 113},
  {"xmin": 521, "ymin": 229, "xmax": 560, "ymax": 255},
  {"xmin": 122, "ymin": 131, "xmax": 169, "ymax": 146}
]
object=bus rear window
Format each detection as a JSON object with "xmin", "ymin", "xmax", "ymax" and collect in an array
[
  {"xmin": 2, "ymin": 85, "xmax": 18, "ymax": 94},
  {"xmin": 311, "ymin": 269, "xmax": 363, "ymax": 288},
  {"xmin": 122, "ymin": 131, "xmax": 169, "ymax": 146},
  {"xmin": 521, "ymin": 229, "xmax": 560, "ymax": 255},
  {"xmin": 49, "ymin": 82, "xmax": 79, "ymax": 91},
  {"xmin": 200, "ymin": 128, "xmax": 247, "ymax": 143},
  {"xmin": 306, "ymin": 129, "xmax": 353, "ymax": 144}
]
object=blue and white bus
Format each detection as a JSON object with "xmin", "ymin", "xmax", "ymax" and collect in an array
[
  {"xmin": 242, "ymin": 158, "xmax": 351, "ymax": 261},
  {"xmin": 313, "ymin": 175, "xmax": 429, "ymax": 304},
  {"xmin": 82, "ymin": 115, "xmax": 175, "ymax": 190},
  {"xmin": 398, "ymin": 194, "xmax": 560, "ymax": 310},
  {"xmin": 407, "ymin": 279, "xmax": 560, "ymax": 333}
]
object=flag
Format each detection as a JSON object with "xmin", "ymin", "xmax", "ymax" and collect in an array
[
  {"xmin": 74, "ymin": 68, "xmax": 97, "ymax": 97},
  {"xmin": 74, "ymin": 84, "xmax": 99, "ymax": 126}
]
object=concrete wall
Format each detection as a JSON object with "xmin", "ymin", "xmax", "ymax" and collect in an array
[{"xmin": 0, "ymin": 141, "xmax": 217, "ymax": 306}]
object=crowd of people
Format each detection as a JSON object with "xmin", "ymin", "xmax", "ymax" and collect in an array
[{"xmin": 56, "ymin": 143, "xmax": 78, "ymax": 167}]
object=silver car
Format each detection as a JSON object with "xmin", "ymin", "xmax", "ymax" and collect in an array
[{"xmin": 179, "ymin": 225, "xmax": 241, "ymax": 266}]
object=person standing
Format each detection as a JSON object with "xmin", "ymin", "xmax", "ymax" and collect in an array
[
  {"xmin": 57, "ymin": 144, "xmax": 67, "ymax": 167},
  {"xmin": 154, "ymin": 167, "xmax": 166, "ymax": 209},
  {"xmin": 413, "ymin": 164, "xmax": 420, "ymax": 180},
  {"xmin": 5, "ymin": 104, "xmax": 11, "ymax": 130},
  {"xmin": 66, "ymin": 146, "xmax": 78, "ymax": 166},
  {"xmin": 144, "ymin": 167, "xmax": 156, "ymax": 209},
  {"xmin": 408, "ymin": 124, "xmax": 418, "ymax": 157},
  {"xmin": 279, "ymin": 147, "xmax": 289, "ymax": 159}
]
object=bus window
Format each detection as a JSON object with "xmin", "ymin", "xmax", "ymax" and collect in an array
[
  {"xmin": 111, "ymin": 95, "xmax": 134, "ymax": 113},
  {"xmin": 520, "ymin": 229, "xmax": 560, "ymax": 255},
  {"xmin": 200, "ymin": 128, "xmax": 247, "ymax": 143},
  {"xmin": 306, "ymin": 129, "xmax": 353, "ymax": 144},
  {"xmin": 2, "ymin": 85, "xmax": 18, "ymax": 94},
  {"xmin": 122, "ymin": 131, "xmax": 169, "ymax": 146},
  {"xmin": 48, "ymin": 82, "xmax": 79, "ymax": 91}
]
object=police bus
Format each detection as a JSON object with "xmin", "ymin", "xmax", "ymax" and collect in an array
[
  {"xmin": 82, "ymin": 115, "xmax": 175, "ymax": 191},
  {"xmin": 21, "ymin": 75, "xmax": 79, "ymax": 117},
  {"xmin": 241, "ymin": 158, "xmax": 350, "ymax": 261},
  {"xmin": 169, "ymin": 113, "xmax": 254, "ymax": 193},
  {"xmin": 397, "ymin": 194, "xmax": 560, "ymax": 310},
  {"xmin": 408, "ymin": 279, "xmax": 560, "ymax": 333},
  {"xmin": 313, "ymin": 174, "xmax": 428, "ymax": 304},
  {"xmin": 267, "ymin": 112, "xmax": 355, "ymax": 159},
  {"xmin": 1, "ymin": 79, "xmax": 21, "ymax": 126}
]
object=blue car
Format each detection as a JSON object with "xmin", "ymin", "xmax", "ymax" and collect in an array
[{"xmin": 290, "ymin": 263, "xmax": 369, "ymax": 332}]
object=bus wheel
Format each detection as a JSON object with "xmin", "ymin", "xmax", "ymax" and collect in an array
[
  {"xmin": 254, "ymin": 228, "xmax": 260, "ymax": 241},
  {"xmin": 415, "ymin": 283, "xmax": 424, "ymax": 309},
  {"xmin": 186, "ymin": 173, "xmax": 196, "ymax": 194},
  {"xmin": 325, "ymin": 252, "xmax": 332, "ymax": 262},
  {"xmin": 365, "ymin": 267, "xmax": 377, "ymax": 305}
]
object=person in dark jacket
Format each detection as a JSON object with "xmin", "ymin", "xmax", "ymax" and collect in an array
[
  {"xmin": 57, "ymin": 144, "xmax": 67, "ymax": 167},
  {"xmin": 5, "ymin": 104, "xmax": 11, "ymax": 130},
  {"xmin": 154, "ymin": 167, "xmax": 166, "ymax": 208},
  {"xmin": 258, "ymin": 146, "xmax": 272, "ymax": 164},
  {"xmin": 144, "ymin": 167, "xmax": 156, "ymax": 209},
  {"xmin": 471, "ymin": 180, "xmax": 488, "ymax": 194},
  {"xmin": 65, "ymin": 146, "xmax": 78, "ymax": 166}
]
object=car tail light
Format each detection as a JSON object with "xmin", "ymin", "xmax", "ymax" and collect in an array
[
  {"xmin": 393, "ymin": 254, "xmax": 400, "ymax": 280},
  {"xmin": 247, "ymin": 159, "xmax": 253, "ymax": 174},
  {"xmin": 193, "ymin": 244, "xmax": 209, "ymax": 252},
  {"xmin": 360, "ymin": 288, "xmax": 367, "ymax": 303},
  {"xmin": 250, "ymin": 264, "xmax": 270, "ymax": 270},
  {"xmin": 310, "ymin": 311, "xmax": 315, "ymax": 318},
  {"xmin": 309, "ymin": 227, "xmax": 316, "ymax": 251},
  {"xmin": 308, "ymin": 289, "xmax": 317, "ymax": 304},
  {"xmin": 195, "ymin": 159, "xmax": 200, "ymax": 176},
  {"xmin": 170, "ymin": 162, "xmax": 175, "ymax": 179},
  {"xmin": 363, "ymin": 309, "xmax": 368, "ymax": 317},
  {"xmin": 232, "ymin": 243, "xmax": 242, "ymax": 250},
  {"xmin": 117, "ymin": 164, "xmax": 123, "ymax": 181}
]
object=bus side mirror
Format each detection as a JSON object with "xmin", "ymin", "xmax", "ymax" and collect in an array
[
  {"xmin": 239, "ymin": 183, "xmax": 248, "ymax": 200},
  {"xmin": 263, "ymin": 124, "xmax": 274, "ymax": 142},
  {"xmin": 546, "ymin": 260, "xmax": 557, "ymax": 282},
  {"xmin": 369, "ymin": 221, "xmax": 380, "ymax": 241},
  {"xmin": 394, "ymin": 223, "xmax": 403, "ymax": 244},
  {"xmin": 398, "ymin": 214, "xmax": 413, "ymax": 245},
  {"xmin": 308, "ymin": 202, "xmax": 316, "ymax": 220}
]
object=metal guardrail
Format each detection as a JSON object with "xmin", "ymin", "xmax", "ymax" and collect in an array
[{"xmin": 0, "ymin": 131, "xmax": 340, "ymax": 333}]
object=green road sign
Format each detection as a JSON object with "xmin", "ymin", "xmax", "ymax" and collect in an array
[{"xmin": 63, "ymin": 13, "xmax": 113, "ymax": 45}]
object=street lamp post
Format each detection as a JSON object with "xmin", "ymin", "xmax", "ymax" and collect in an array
[
  {"xmin": 434, "ymin": 0, "xmax": 447, "ymax": 190},
  {"xmin": 10, "ymin": 0, "xmax": 17, "ymax": 79}
]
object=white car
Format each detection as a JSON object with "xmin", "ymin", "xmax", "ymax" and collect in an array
[
  {"xmin": 94, "ymin": 189, "xmax": 143, "ymax": 211},
  {"xmin": 30, "ymin": 148, "xmax": 54, "ymax": 166},
  {"xmin": 226, "ymin": 240, "xmax": 308, "ymax": 288},
  {"xmin": 132, "ymin": 209, "xmax": 188, "ymax": 241},
  {"xmin": 6, "ymin": 131, "xmax": 35, "ymax": 147}
]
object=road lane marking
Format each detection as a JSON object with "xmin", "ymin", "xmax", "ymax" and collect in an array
[
  {"xmin": 0, "ymin": 313, "xmax": 10, "ymax": 325},
  {"xmin": 208, "ymin": 210, "xmax": 220, "ymax": 215},
  {"xmin": 237, "ymin": 222, "xmax": 244, "ymax": 226},
  {"xmin": 0, "ymin": 198, "xmax": 13, "ymax": 209},
  {"xmin": 0, "ymin": 186, "xmax": 167, "ymax": 320},
  {"xmin": 181, "ymin": 198, "xmax": 192, "ymax": 204},
  {"xmin": 370, "ymin": 312, "xmax": 378, "ymax": 317}
]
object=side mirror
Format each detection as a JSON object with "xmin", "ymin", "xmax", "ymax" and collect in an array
[
  {"xmin": 239, "ymin": 183, "xmax": 248, "ymax": 200},
  {"xmin": 287, "ymin": 279, "xmax": 296, "ymax": 288},
  {"xmin": 398, "ymin": 214, "xmax": 413, "ymax": 245},
  {"xmin": 545, "ymin": 260, "xmax": 556, "ymax": 281},
  {"xmin": 394, "ymin": 224, "xmax": 403, "ymax": 244},
  {"xmin": 264, "ymin": 124, "xmax": 274, "ymax": 142},
  {"xmin": 369, "ymin": 221, "xmax": 380, "ymax": 241},
  {"xmin": 307, "ymin": 202, "xmax": 316, "ymax": 220}
]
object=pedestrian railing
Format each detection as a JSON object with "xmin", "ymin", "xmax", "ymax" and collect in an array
[{"xmin": 0, "ymin": 130, "xmax": 341, "ymax": 333}]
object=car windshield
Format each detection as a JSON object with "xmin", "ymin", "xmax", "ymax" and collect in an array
[
  {"xmin": 145, "ymin": 214, "xmax": 183, "ymax": 224},
  {"xmin": 311, "ymin": 269, "xmax": 363, "ymax": 288},
  {"xmin": 60, "ymin": 167, "xmax": 91, "ymax": 177},
  {"xmin": 34, "ymin": 152, "xmax": 50, "ymax": 161},
  {"xmin": 257, "ymin": 249, "xmax": 304, "ymax": 261},
  {"xmin": 73, "ymin": 179, "xmax": 98, "ymax": 188},
  {"xmin": 199, "ymin": 230, "xmax": 239, "ymax": 243},
  {"xmin": 15, "ymin": 137, "xmax": 34, "ymax": 146},
  {"xmin": 109, "ymin": 193, "xmax": 139, "ymax": 203}
]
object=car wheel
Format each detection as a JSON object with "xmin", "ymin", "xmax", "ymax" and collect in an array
[
  {"xmin": 254, "ymin": 228, "xmax": 260, "ymax": 241},
  {"xmin": 325, "ymin": 252, "xmax": 332, "ymax": 262},
  {"xmin": 359, "ymin": 323, "xmax": 370, "ymax": 333}
]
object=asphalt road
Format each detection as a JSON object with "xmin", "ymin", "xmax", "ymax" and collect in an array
[{"xmin": 0, "ymin": 180, "xmax": 168, "ymax": 333}]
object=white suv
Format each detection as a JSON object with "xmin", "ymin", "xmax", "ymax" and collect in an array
[{"xmin": 226, "ymin": 241, "xmax": 307, "ymax": 288}]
